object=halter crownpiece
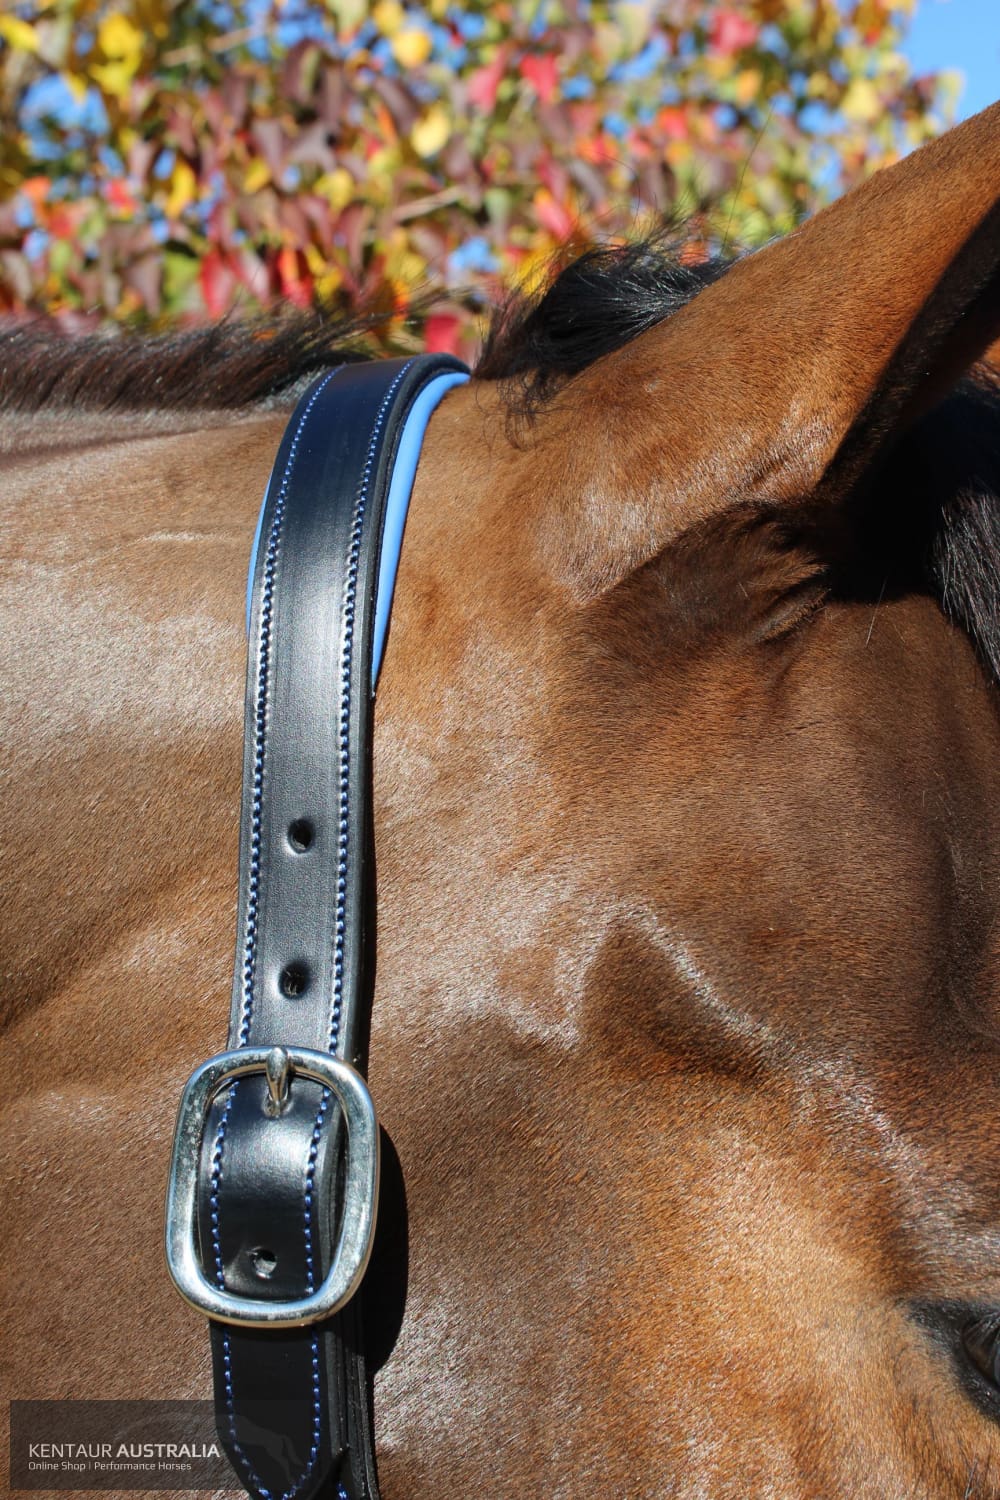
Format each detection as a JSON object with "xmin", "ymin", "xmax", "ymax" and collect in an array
[{"xmin": 165, "ymin": 354, "xmax": 470, "ymax": 1500}]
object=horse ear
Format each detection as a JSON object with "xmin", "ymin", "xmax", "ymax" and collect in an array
[{"xmin": 553, "ymin": 101, "xmax": 1000, "ymax": 592}]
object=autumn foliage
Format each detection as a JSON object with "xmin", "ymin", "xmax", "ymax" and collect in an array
[{"xmin": 0, "ymin": 1, "xmax": 952, "ymax": 354}]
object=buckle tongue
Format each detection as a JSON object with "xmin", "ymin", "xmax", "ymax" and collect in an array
[
  {"xmin": 165, "ymin": 1046, "xmax": 379, "ymax": 1328},
  {"xmin": 264, "ymin": 1045, "xmax": 291, "ymax": 1117}
]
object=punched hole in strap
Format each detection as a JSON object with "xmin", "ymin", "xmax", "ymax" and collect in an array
[
  {"xmin": 279, "ymin": 962, "xmax": 310, "ymax": 998},
  {"xmin": 249, "ymin": 1247, "xmax": 278, "ymax": 1280},
  {"xmin": 287, "ymin": 818, "xmax": 314, "ymax": 852}
]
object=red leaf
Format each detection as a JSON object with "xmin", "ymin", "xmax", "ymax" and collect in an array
[
  {"xmin": 199, "ymin": 249, "xmax": 236, "ymax": 318},
  {"xmin": 423, "ymin": 311, "xmax": 461, "ymax": 356},
  {"xmin": 535, "ymin": 190, "xmax": 574, "ymax": 240},
  {"xmin": 467, "ymin": 53, "xmax": 506, "ymax": 112},
  {"xmin": 21, "ymin": 176, "xmax": 49, "ymax": 207},
  {"xmin": 48, "ymin": 205, "xmax": 80, "ymax": 239},
  {"xmin": 519, "ymin": 53, "xmax": 558, "ymax": 105},
  {"xmin": 277, "ymin": 245, "xmax": 312, "ymax": 308},
  {"xmin": 106, "ymin": 178, "xmax": 137, "ymax": 214},
  {"xmin": 658, "ymin": 106, "xmax": 688, "ymax": 141},
  {"xmin": 709, "ymin": 11, "xmax": 759, "ymax": 55}
]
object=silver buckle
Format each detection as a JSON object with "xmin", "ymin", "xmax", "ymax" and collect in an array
[{"xmin": 165, "ymin": 1045, "xmax": 379, "ymax": 1328}]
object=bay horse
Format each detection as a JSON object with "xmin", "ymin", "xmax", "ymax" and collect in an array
[{"xmin": 5, "ymin": 101, "xmax": 1000, "ymax": 1498}]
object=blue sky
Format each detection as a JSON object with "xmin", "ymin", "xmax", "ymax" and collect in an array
[{"xmin": 904, "ymin": 0, "xmax": 999, "ymax": 120}]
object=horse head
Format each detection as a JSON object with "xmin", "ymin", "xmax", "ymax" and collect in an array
[
  {"xmin": 5, "ymin": 100, "xmax": 1000, "ymax": 1500},
  {"xmin": 371, "ymin": 100, "xmax": 1000, "ymax": 1494}
]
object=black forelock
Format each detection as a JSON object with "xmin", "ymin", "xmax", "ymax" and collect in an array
[{"xmin": 475, "ymin": 234, "xmax": 729, "ymax": 419}]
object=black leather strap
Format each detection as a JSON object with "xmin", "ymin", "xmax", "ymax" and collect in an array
[{"xmin": 195, "ymin": 355, "xmax": 467, "ymax": 1500}]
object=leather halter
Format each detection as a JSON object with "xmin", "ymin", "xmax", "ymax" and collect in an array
[{"xmin": 166, "ymin": 354, "xmax": 469, "ymax": 1500}]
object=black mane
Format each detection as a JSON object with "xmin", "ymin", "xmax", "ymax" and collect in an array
[
  {"xmin": 0, "ymin": 311, "xmax": 372, "ymax": 414},
  {"xmin": 476, "ymin": 236, "xmax": 728, "ymax": 417},
  {"xmin": 1, "ymin": 235, "xmax": 999, "ymax": 687},
  {"xmin": 893, "ymin": 366, "xmax": 1000, "ymax": 686},
  {"xmin": 0, "ymin": 233, "xmax": 726, "ymax": 415}
]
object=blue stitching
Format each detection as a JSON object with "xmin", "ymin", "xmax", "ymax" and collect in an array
[
  {"xmin": 277, "ymin": 354, "xmax": 413, "ymax": 1500},
  {"xmin": 213, "ymin": 1112, "xmax": 317, "ymax": 1499},
  {"xmin": 238, "ymin": 368, "xmax": 340, "ymax": 1043},
  {"xmin": 304, "ymin": 1091, "xmax": 331, "ymax": 1293},
  {"xmin": 212, "ymin": 369, "xmax": 340, "ymax": 1500},
  {"xmin": 218, "ymin": 1323, "xmax": 322, "ymax": 1500},
  {"xmin": 208, "ymin": 1090, "xmax": 235, "ymax": 1289},
  {"xmin": 328, "ymin": 359, "xmax": 412, "ymax": 1053},
  {"xmin": 214, "ymin": 359, "xmax": 415, "ymax": 1500}
]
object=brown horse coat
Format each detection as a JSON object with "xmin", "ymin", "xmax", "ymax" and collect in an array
[{"xmin": 5, "ymin": 101, "xmax": 1000, "ymax": 1497}]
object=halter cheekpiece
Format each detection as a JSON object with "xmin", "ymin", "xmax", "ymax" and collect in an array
[{"xmin": 166, "ymin": 353, "xmax": 470, "ymax": 1500}]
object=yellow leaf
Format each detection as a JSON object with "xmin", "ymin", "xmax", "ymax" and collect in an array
[
  {"xmin": 372, "ymin": 0, "xmax": 404, "ymax": 36},
  {"xmin": 664, "ymin": 138, "xmax": 693, "ymax": 166},
  {"xmin": 386, "ymin": 276, "xmax": 410, "ymax": 313},
  {"xmin": 807, "ymin": 70, "xmax": 834, "ymax": 101},
  {"xmin": 367, "ymin": 145, "xmax": 396, "ymax": 179},
  {"xmin": 303, "ymin": 243, "xmax": 328, "ymax": 277},
  {"xmin": 315, "ymin": 168, "xmax": 355, "ymax": 210},
  {"xmin": 315, "ymin": 266, "xmax": 343, "ymax": 305},
  {"xmin": 0, "ymin": 16, "xmax": 41, "ymax": 53},
  {"xmin": 410, "ymin": 105, "xmax": 450, "ymax": 158},
  {"xmin": 512, "ymin": 243, "xmax": 557, "ymax": 294},
  {"xmin": 593, "ymin": 22, "xmax": 624, "ymax": 66},
  {"xmin": 91, "ymin": 60, "xmax": 135, "ymax": 99},
  {"xmin": 841, "ymin": 77, "xmax": 880, "ymax": 123},
  {"xmin": 391, "ymin": 27, "xmax": 431, "ymax": 66},
  {"xmin": 734, "ymin": 68, "xmax": 761, "ymax": 107},
  {"xmin": 618, "ymin": 3, "xmax": 652, "ymax": 52},
  {"xmin": 62, "ymin": 71, "xmax": 89, "ymax": 103},
  {"xmin": 383, "ymin": 229, "xmax": 423, "ymax": 283},
  {"xmin": 878, "ymin": 50, "xmax": 906, "ymax": 82},
  {"xmin": 166, "ymin": 160, "xmax": 197, "ymax": 218},
  {"xmin": 326, "ymin": 0, "xmax": 367, "ymax": 30},
  {"xmin": 98, "ymin": 12, "xmax": 143, "ymax": 62},
  {"xmin": 243, "ymin": 157, "xmax": 271, "ymax": 194}
]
